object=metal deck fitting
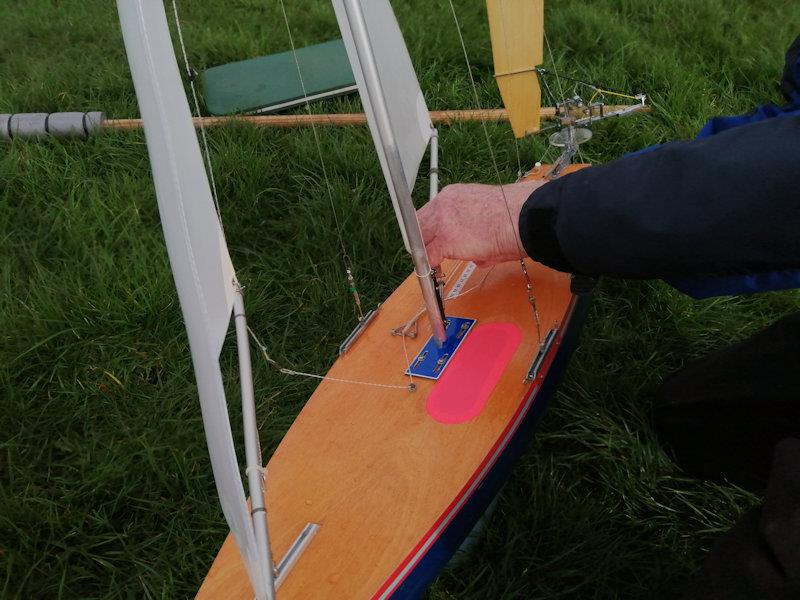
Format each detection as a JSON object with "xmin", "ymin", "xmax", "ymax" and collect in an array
[{"xmin": 406, "ymin": 317, "xmax": 476, "ymax": 380}]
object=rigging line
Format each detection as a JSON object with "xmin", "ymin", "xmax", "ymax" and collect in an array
[
  {"xmin": 393, "ymin": 260, "xmax": 466, "ymax": 337},
  {"xmin": 576, "ymin": 143, "xmax": 585, "ymax": 165},
  {"xmin": 496, "ymin": 1, "xmax": 523, "ymax": 178},
  {"xmin": 537, "ymin": 141, "xmax": 555, "ymax": 166},
  {"xmin": 396, "ymin": 260, "xmax": 499, "ymax": 336},
  {"xmin": 446, "ymin": 0, "xmax": 541, "ymax": 342},
  {"xmin": 511, "ymin": 135, "xmax": 523, "ymax": 177},
  {"xmin": 538, "ymin": 69, "xmax": 640, "ymax": 102},
  {"xmin": 593, "ymin": 88, "xmax": 641, "ymax": 102},
  {"xmin": 396, "ymin": 266, "xmax": 494, "ymax": 339},
  {"xmin": 543, "ymin": 31, "xmax": 566, "ymax": 103},
  {"xmin": 538, "ymin": 68, "xmax": 559, "ymax": 115},
  {"xmin": 170, "ymin": 1, "xmax": 226, "ymax": 236},
  {"xmin": 450, "ymin": 265, "xmax": 496, "ymax": 300},
  {"xmin": 400, "ymin": 334, "xmax": 414, "ymax": 387},
  {"xmin": 277, "ymin": 0, "xmax": 364, "ymax": 320},
  {"xmin": 247, "ymin": 325, "xmax": 412, "ymax": 391},
  {"xmin": 513, "ymin": 137, "xmax": 523, "ymax": 179}
]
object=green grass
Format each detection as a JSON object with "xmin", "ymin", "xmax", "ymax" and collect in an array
[{"xmin": 2, "ymin": 0, "xmax": 799, "ymax": 598}]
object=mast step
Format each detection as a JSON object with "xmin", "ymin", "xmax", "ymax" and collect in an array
[{"xmin": 405, "ymin": 317, "xmax": 476, "ymax": 380}]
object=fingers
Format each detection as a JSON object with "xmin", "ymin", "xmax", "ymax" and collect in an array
[{"xmin": 425, "ymin": 237, "xmax": 445, "ymax": 269}]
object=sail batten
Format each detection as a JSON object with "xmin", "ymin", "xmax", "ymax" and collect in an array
[
  {"xmin": 486, "ymin": 0, "xmax": 545, "ymax": 138},
  {"xmin": 116, "ymin": 2, "xmax": 269, "ymax": 598}
]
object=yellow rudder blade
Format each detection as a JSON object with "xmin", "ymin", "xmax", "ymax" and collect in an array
[{"xmin": 486, "ymin": 0, "xmax": 544, "ymax": 138}]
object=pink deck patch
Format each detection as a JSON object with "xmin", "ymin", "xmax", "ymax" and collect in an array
[{"xmin": 426, "ymin": 322, "xmax": 523, "ymax": 424}]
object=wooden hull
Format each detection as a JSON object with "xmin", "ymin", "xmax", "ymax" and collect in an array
[{"xmin": 198, "ymin": 166, "xmax": 589, "ymax": 599}]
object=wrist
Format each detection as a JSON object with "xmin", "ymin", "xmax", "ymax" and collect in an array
[
  {"xmin": 512, "ymin": 182, "xmax": 539, "ymax": 253},
  {"xmin": 517, "ymin": 180, "xmax": 576, "ymax": 273}
]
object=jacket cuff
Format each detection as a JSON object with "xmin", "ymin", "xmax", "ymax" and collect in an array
[{"xmin": 518, "ymin": 180, "xmax": 576, "ymax": 273}]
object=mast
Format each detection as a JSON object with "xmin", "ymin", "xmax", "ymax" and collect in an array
[
  {"xmin": 115, "ymin": 1, "xmax": 274, "ymax": 598},
  {"xmin": 337, "ymin": 0, "xmax": 447, "ymax": 344}
]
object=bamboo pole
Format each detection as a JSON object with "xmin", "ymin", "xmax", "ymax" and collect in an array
[{"xmin": 104, "ymin": 105, "xmax": 647, "ymax": 131}]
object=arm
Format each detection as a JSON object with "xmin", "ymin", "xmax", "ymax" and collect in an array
[
  {"xmin": 521, "ymin": 114, "xmax": 800, "ymax": 279},
  {"xmin": 420, "ymin": 36, "xmax": 800, "ymax": 280}
]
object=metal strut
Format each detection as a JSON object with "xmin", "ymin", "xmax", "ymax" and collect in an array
[
  {"xmin": 524, "ymin": 327, "xmax": 558, "ymax": 383},
  {"xmin": 232, "ymin": 289, "xmax": 277, "ymax": 600},
  {"xmin": 341, "ymin": 0, "xmax": 448, "ymax": 346},
  {"xmin": 547, "ymin": 98, "xmax": 593, "ymax": 179},
  {"xmin": 339, "ymin": 307, "xmax": 380, "ymax": 355}
]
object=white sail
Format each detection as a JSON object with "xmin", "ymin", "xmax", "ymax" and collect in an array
[
  {"xmin": 332, "ymin": 0, "xmax": 433, "ymax": 251},
  {"xmin": 116, "ymin": 2, "xmax": 270, "ymax": 598}
]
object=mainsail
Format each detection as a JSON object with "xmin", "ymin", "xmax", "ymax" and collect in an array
[
  {"xmin": 486, "ymin": 0, "xmax": 545, "ymax": 138},
  {"xmin": 116, "ymin": 1, "xmax": 271, "ymax": 598},
  {"xmin": 331, "ymin": 0, "xmax": 433, "ymax": 252}
]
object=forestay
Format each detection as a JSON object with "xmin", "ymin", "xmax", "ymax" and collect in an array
[
  {"xmin": 332, "ymin": 0, "xmax": 433, "ymax": 251},
  {"xmin": 116, "ymin": 1, "xmax": 271, "ymax": 598}
]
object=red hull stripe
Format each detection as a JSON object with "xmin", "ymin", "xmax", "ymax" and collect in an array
[{"xmin": 373, "ymin": 305, "xmax": 572, "ymax": 599}]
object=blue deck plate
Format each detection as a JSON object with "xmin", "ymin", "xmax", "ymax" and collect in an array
[{"xmin": 405, "ymin": 317, "xmax": 476, "ymax": 380}]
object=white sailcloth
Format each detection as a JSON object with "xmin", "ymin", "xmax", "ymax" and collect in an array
[
  {"xmin": 332, "ymin": 0, "xmax": 433, "ymax": 251},
  {"xmin": 116, "ymin": 1, "xmax": 269, "ymax": 598}
]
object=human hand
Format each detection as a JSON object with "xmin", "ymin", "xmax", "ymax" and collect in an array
[{"xmin": 418, "ymin": 180, "xmax": 547, "ymax": 268}]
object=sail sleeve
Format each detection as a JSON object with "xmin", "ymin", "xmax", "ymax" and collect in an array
[
  {"xmin": 332, "ymin": 0, "xmax": 433, "ymax": 251},
  {"xmin": 486, "ymin": 0, "xmax": 545, "ymax": 138},
  {"xmin": 116, "ymin": 2, "xmax": 270, "ymax": 598}
]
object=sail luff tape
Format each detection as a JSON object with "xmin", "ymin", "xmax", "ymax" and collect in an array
[{"xmin": 0, "ymin": 111, "xmax": 105, "ymax": 139}]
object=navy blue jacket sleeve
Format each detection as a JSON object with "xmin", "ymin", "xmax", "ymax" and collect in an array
[
  {"xmin": 520, "ymin": 35, "xmax": 800, "ymax": 282},
  {"xmin": 519, "ymin": 114, "xmax": 800, "ymax": 279}
]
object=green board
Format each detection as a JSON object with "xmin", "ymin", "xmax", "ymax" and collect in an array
[{"xmin": 201, "ymin": 39, "xmax": 357, "ymax": 116}]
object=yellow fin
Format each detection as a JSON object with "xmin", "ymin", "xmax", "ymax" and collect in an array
[{"xmin": 486, "ymin": 0, "xmax": 544, "ymax": 138}]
